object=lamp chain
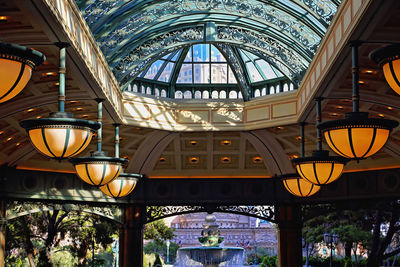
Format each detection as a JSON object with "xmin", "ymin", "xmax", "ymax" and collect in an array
[
  {"xmin": 114, "ymin": 124, "xmax": 120, "ymax": 158},
  {"xmin": 315, "ymin": 97, "xmax": 323, "ymax": 151},
  {"xmin": 300, "ymin": 122, "xmax": 305, "ymax": 157},
  {"xmin": 55, "ymin": 42, "xmax": 70, "ymax": 113},
  {"xmin": 351, "ymin": 42, "xmax": 360, "ymax": 113},
  {"xmin": 96, "ymin": 99, "xmax": 103, "ymax": 152}
]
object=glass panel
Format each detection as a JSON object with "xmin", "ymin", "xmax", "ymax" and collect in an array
[
  {"xmin": 211, "ymin": 90, "xmax": 219, "ymax": 99},
  {"xmin": 161, "ymin": 89, "xmax": 167, "ymax": 97},
  {"xmin": 175, "ymin": 91, "xmax": 183, "ymax": 99},
  {"xmin": 242, "ymin": 50, "xmax": 258, "ymax": 61},
  {"xmin": 219, "ymin": 91, "xmax": 227, "ymax": 99},
  {"xmin": 146, "ymin": 87, "xmax": 152, "ymax": 94},
  {"xmin": 238, "ymin": 91, "xmax": 243, "ymax": 99},
  {"xmin": 171, "ymin": 50, "xmax": 181, "ymax": 61},
  {"xmin": 133, "ymin": 84, "xmax": 138, "ymax": 92},
  {"xmin": 211, "ymin": 64, "xmax": 227, "ymax": 83},
  {"xmin": 211, "ymin": 45, "xmax": 226, "ymax": 62},
  {"xmin": 193, "ymin": 44, "xmax": 209, "ymax": 62},
  {"xmin": 246, "ymin": 62, "xmax": 263, "ymax": 82},
  {"xmin": 290, "ymin": 83, "xmax": 294, "ymax": 90},
  {"xmin": 256, "ymin": 60, "xmax": 278, "ymax": 79},
  {"xmin": 141, "ymin": 85, "xmax": 145, "ymax": 94},
  {"xmin": 155, "ymin": 88, "xmax": 160, "ymax": 96},
  {"xmin": 202, "ymin": 91, "xmax": 209, "ymax": 99},
  {"xmin": 158, "ymin": 62, "xmax": 174, "ymax": 82},
  {"xmin": 254, "ymin": 89, "xmax": 260, "ymax": 97},
  {"xmin": 184, "ymin": 47, "xmax": 192, "ymax": 62},
  {"xmin": 283, "ymin": 84, "xmax": 289, "ymax": 92},
  {"xmin": 261, "ymin": 88, "xmax": 266, "ymax": 95},
  {"xmin": 239, "ymin": 49, "xmax": 250, "ymax": 62},
  {"xmin": 144, "ymin": 60, "xmax": 164, "ymax": 79},
  {"xmin": 229, "ymin": 90, "xmax": 237, "ymax": 99},
  {"xmin": 194, "ymin": 90, "xmax": 202, "ymax": 99},
  {"xmin": 184, "ymin": 91, "xmax": 192, "ymax": 99},
  {"xmin": 177, "ymin": 64, "xmax": 192, "ymax": 83},
  {"xmin": 270, "ymin": 86, "xmax": 275, "ymax": 94},
  {"xmin": 194, "ymin": 64, "xmax": 210, "ymax": 83},
  {"xmin": 228, "ymin": 66, "xmax": 237, "ymax": 84}
]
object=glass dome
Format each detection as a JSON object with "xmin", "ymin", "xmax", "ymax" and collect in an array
[
  {"xmin": 126, "ymin": 44, "xmax": 295, "ymax": 100},
  {"xmin": 75, "ymin": 0, "xmax": 341, "ymax": 100}
]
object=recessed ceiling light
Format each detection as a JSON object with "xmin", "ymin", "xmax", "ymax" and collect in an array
[
  {"xmin": 0, "ymin": 16, "xmax": 8, "ymax": 22},
  {"xmin": 159, "ymin": 157, "xmax": 167, "ymax": 163},
  {"xmin": 277, "ymin": 126, "xmax": 285, "ymax": 130},
  {"xmin": 189, "ymin": 157, "xmax": 199, "ymax": 164},
  {"xmin": 189, "ymin": 140, "xmax": 198, "ymax": 146},
  {"xmin": 221, "ymin": 140, "xmax": 231, "ymax": 146},
  {"xmin": 295, "ymin": 136, "xmax": 302, "ymax": 141},
  {"xmin": 378, "ymin": 113, "xmax": 385, "ymax": 118},
  {"xmin": 336, "ymin": 106, "xmax": 344, "ymax": 110},
  {"xmin": 221, "ymin": 156, "xmax": 231, "ymax": 163},
  {"xmin": 43, "ymin": 72, "xmax": 57, "ymax": 77},
  {"xmin": 25, "ymin": 108, "xmax": 35, "ymax": 113},
  {"xmin": 358, "ymin": 80, "xmax": 365, "ymax": 84},
  {"xmin": 387, "ymin": 106, "xmax": 393, "ymax": 111},
  {"xmin": 252, "ymin": 156, "xmax": 263, "ymax": 163}
]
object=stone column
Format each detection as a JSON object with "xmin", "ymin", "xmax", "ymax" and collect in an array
[
  {"xmin": 277, "ymin": 204, "xmax": 302, "ymax": 267},
  {"xmin": 0, "ymin": 201, "xmax": 6, "ymax": 267},
  {"xmin": 120, "ymin": 205, "xmax": 145, "ymax": 267}
]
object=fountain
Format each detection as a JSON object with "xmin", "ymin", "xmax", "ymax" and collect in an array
[{"xmin": 175, "ymin": 213, "xmax": 245, "ymax": 267}]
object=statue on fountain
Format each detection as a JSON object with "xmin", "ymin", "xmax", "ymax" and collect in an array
[{"xmin": 198, "ymin": 214, "xmax": 224, "ymax": 247}]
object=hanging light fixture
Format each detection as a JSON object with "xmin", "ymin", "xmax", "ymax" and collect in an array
[
  {"xmin": 0, "ymin": 42, "xmax": 45, "ymax": 103},
  {"xmin": 319, "ymin": 42, "xmax": 398, "ymax": 160},
  {"xmin": 370, "ymin": 44, "xmax": 400, "ymax": 95},
  {"xmin": 292, "ymin": 99, "xmax": 349, "ymax": 185},
  {"xmin": 282, "ymin": 173, "xmax": 320, "ymax": 197},
  {"xmin": 281, "ymin": 123, "xmax": 320, "ymax": 197},
  {"xmin": 99, "ymin": 124, "xmax": 142, "ymax": 197},
  {"xmin": 20, "ymin": 43, "xmax": 100, "ymax": 160},
  {"xmin": 70, "ymin": 100, "xmax": 128, "ymax": 186},
  {"xmin": 100, "ymin": 172, "xmax": 141, "ymax": 198}
]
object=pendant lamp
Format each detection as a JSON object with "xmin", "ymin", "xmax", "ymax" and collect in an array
[
  {"xmin": 70, "ymin": 100, "xmax": 128, "ymax": 186},
  {"xmin": 99, "ymin": 124, "xmax": 142, "ymax": 198},
  {"xmin": 0, "ymin": 42, "xmax": 45, "ymax": 103},
  {"xmin": 370, "ymin": 44, "xmax": 400, "ymax": 95},
  {"xmin": 20, "ymin": 43, "xmax": 100, "ymax": 160},
  {"xmin": 319, "ymin": 42, "xmax": 398, "ymax": 160},
  {"xmin": 282, "ymin": 173, "xmax": 320, "ymax": 197},
  {"xmin": 292, "ymin": 99, "xmax": 349, "ymax": 185},
  {"xmin": 281, "ymin": 123, "xmax": 320, "ymax": 197},
  {"xmin": 100, "ymin": 172, "xmax": 141, "ymax": 198}
]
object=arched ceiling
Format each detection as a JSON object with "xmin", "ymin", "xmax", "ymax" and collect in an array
[{"xmin": 74, "ymin": 0, "xmax": 341, "ymax": 93}]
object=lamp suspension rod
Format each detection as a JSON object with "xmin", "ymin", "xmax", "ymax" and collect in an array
[
  {"xmin": 300, "ymin": 122, "xmax": 305, "ymax": 157},
  {"xmin": 55, "ymin": 42, "xmax": 69, "ymax": 113},
  {"xmin": 114, "ymin": 124, "xmax": 120, "ymax": 158},
  {"xmin": 315, "ymin": 97, "xmax": 323, "ymax": 151},
  {"xmin": 351, "ymin": 42, "xmax": 360, "ymax": 113},
  {"xmin": 95, "ymin": 99, "xmax": 104, "ymax": 152}
]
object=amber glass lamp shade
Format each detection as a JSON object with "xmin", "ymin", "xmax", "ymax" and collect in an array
[
  {"xmin": 70, "ymin": 151, "xmax": 128, "ymax": 186},
  {"xmin": 292, "ymin": 150, "xmax": 349, "ymax": 185},
  {"xmin": 318, "ymin": 112, "xmax": 398, "ymax": 160},
  {"xmin": 20, "ymin": 112, "xmax": 100, "ymax": 160},
  {"xmin": 0, "ymin": 42, "xmax": 45, "ymax": 103},
  {"xmin": 281, "ymin": 173, "xmax": 320, "ymax": 197},
  {"xmin": 99, "ymin": 173, "xmax": 142, "ymax": 198},
  {"xmin": 370, "ymin": 45, "xmax": 400, "ymax": 94}
]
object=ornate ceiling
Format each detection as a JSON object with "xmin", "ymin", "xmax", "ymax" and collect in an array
[
  {"xmin": 74, "ymin": 0, "xmax": 341, "ymax": 96},
  {"xmin": 1, "ymin": 0, "xmax": 400, "ymax": 181}
]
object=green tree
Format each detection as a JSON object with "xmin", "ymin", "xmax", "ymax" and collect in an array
[{"xmin": 144, "ymin": 219, "xmax": 174, "ymax": 244}]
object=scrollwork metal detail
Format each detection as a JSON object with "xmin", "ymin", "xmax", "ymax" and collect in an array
[
  {"xmin": 145, "ymin": 205, "xmax": 276, "ymax": 223},
  {"xmin": 115, "ymin": 27, "xmax": 203, "ymax": 82},
  {"xmin": 5, "ymin": 201, "xmax": 122, "ymax": 223}
]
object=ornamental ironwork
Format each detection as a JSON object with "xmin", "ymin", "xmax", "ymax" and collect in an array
[
  {"xmin": 115, "ymin": 27, "xmax": 204, "ymax": 82},
  {"xmin": 145, "ymin": 205, "xmax": 276, "ymax": 223},
  {"xmin": 5, "ymin": 201, "xmax": 123, "ymax": 223}
]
